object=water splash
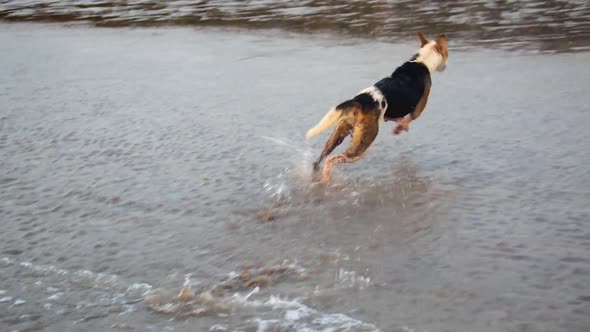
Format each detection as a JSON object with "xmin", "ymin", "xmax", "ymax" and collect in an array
[
  {"xmin": 141, "ymin": 258, "xmax": 383, "ymax": 330},
  {"xmin": 254, "ymin": 295, "xmax": 380, "ymax": 332},
  {"xmin": 1, "ymin": 256, "xmax": 153, "ymax": 303},
  {"xmin": 257, "ymin": 135, "xmax": 320, "ymax": 220},
  {"xmin": 336, "ymin": 268, "xmax": 372, "ymax": 291}
]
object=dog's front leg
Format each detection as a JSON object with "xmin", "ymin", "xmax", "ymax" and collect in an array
[{"xmin": 393, "ymin": 116, "xmax": 411, "ymax": 135}]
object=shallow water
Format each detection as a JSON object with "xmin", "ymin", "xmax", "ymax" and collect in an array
[
  {"xmin": 1, "ymin": 0, "xmax": 590, "ymax": 52},
  {"xmin": 1, "ymin": 23, "xmax": 590, "ymax": 332}
]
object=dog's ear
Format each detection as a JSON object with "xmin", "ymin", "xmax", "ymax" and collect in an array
[
  {"xmin": 435, "ymin": 34, "xmax": 448, "ymax": 56},
  {"xmin": 436, "ymin": 34, "xmax": 447, "ymax": 49},
  {"xmin": 417, "ymin": 32, "xmax": 429, "ymax": 47}
]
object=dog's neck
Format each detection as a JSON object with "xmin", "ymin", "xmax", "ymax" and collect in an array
[{"xmin": 410, "ymin": 41, "xmax": 443, "ymax": 73}]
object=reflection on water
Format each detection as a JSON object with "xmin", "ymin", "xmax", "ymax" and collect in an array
[{"xmin": 1, "ymin": 0, "xmax": 590, "ymax": 52}]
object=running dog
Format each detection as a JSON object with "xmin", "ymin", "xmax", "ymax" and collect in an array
[{"xmin": 306, "ymin": 32, "xmax": 448, "ymax": 183}]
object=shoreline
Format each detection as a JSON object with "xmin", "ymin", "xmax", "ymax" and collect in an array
[
  {"xmin": 2, "ymin": 0, "xmax": 590, "ymax": 54},
  {"xmin": 3, "ymin": 20, "xmax": 589, "ymax": 56}
]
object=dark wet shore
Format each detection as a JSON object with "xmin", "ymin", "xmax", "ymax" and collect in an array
[{"xmin": 1, "ymin": 0, "xmax": 590, "ymax": 53}]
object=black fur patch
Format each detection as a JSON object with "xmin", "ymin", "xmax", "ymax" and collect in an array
[
  {"xmin": 352, "ymin": 93, "xmax": 378, "ymax": 112},
  {"xmin": 374, "ymin": 62, "xmax": 431, "ymax": 119},
  {"xmin": 335, "ymin": 99, "xmax": 359, "ymax": 110}
]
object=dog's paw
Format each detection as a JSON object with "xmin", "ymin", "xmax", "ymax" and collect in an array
[
  {"xmin": 309, "ymin": 170, "xmax": 329, "ymax": 185},
  {"xmin": 393, "ymin": 124, "xmax": 409, "ymax": 135},
  {"xmin": 319, "ymin": 175, "xmax": 331, "ymax": 186},
  {"xmin": 312, "ymin": 162, "xmax": 320, "ymax": 172}
]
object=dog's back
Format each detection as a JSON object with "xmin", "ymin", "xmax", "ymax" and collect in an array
[{"xmin": 375, "ymin": 62, "xmax": 431, "ymax": 120}]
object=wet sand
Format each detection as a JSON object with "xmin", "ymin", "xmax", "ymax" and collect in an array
[{"xmin": 1, "ymin": 23, "xmax": 590, "ymax": 332}]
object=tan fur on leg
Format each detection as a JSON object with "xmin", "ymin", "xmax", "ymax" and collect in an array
[
  {"xmin": 320, "ymin": 110, "xmax": 380, "ymax": 184},
  {"xmin": 313, "ymin": 119, "xmax": 353, "ymax": 172}
]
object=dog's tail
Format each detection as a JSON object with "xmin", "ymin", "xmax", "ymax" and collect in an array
[
  {"xmin": 305, "ymin": 100, "xmax": 355, "ymax": 139},
  {"xmin": 305, "ymin": 107, "xmax": 340, "ymax": 139}
]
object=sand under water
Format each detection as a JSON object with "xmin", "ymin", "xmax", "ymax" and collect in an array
[{"xmin": 0, "ymin": 18, "xmax": 589, "ymax": 332}]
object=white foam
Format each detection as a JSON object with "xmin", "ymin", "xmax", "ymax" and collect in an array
[
  {"xmin": 0, "ymin": 296, "xmax": 14, "ymax": 303},
  {"xmin": 337, "ymin": 268, "xmax": 372, "ymax": 290},
  {"xmin": 2, "ymin": 257, "xmax": 154, "ymax": 306},
  {"xmin": 2, "ymin": 257, "xmax": 383, "ymax": 331},
  {"xmin": 14, "ymin": 299, "xmax": 26, "ymax": 306},
  {"xmin": 1, "ymin": 257, "xmax": 14, "ymax": 265},
  {"xmin": 243, "ymin": 286, "xmax": 260, "ymax": 300},
  {"xmin": 47, "ymin": 292, "xmax": 63, "ymax": 301},
  {"xmin": 209, "ymin": 324, "xmax": 229, "ymax": 332},
  {"xmin": 256, "ymin": 318, "xmax": 281, "ymax": 332},
  {"xmin": 285, "ymin": 306, "xmax": 311, "ymax": 321},
  {"xmin": 126, "ymin": 283, "xmax": 153, "ymax": 298},
  {"xmin": 226, "ymin": 271, "xmax": 240, "ymax": 280},
  {"xmin": 228, "ymin": 293, "xmax": 380, "ymax": 332}
]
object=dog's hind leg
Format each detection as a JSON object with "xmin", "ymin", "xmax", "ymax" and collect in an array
[
  {"xmin": 312, "ymin": 120, "xmax": 353, "ymax": 172},
  {"xmin": 321, "ymin": 111, "xmax": 379, "ymax": 184}
]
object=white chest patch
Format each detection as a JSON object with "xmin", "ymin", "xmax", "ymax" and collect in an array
[{"xmin": 357, "ymin": 86, "xmax": 388, "ymax": 122}]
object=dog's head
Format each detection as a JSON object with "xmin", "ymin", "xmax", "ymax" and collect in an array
[{"xmin": 417, "ymin": 32, "xmax": 448, "ymax": 72}]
